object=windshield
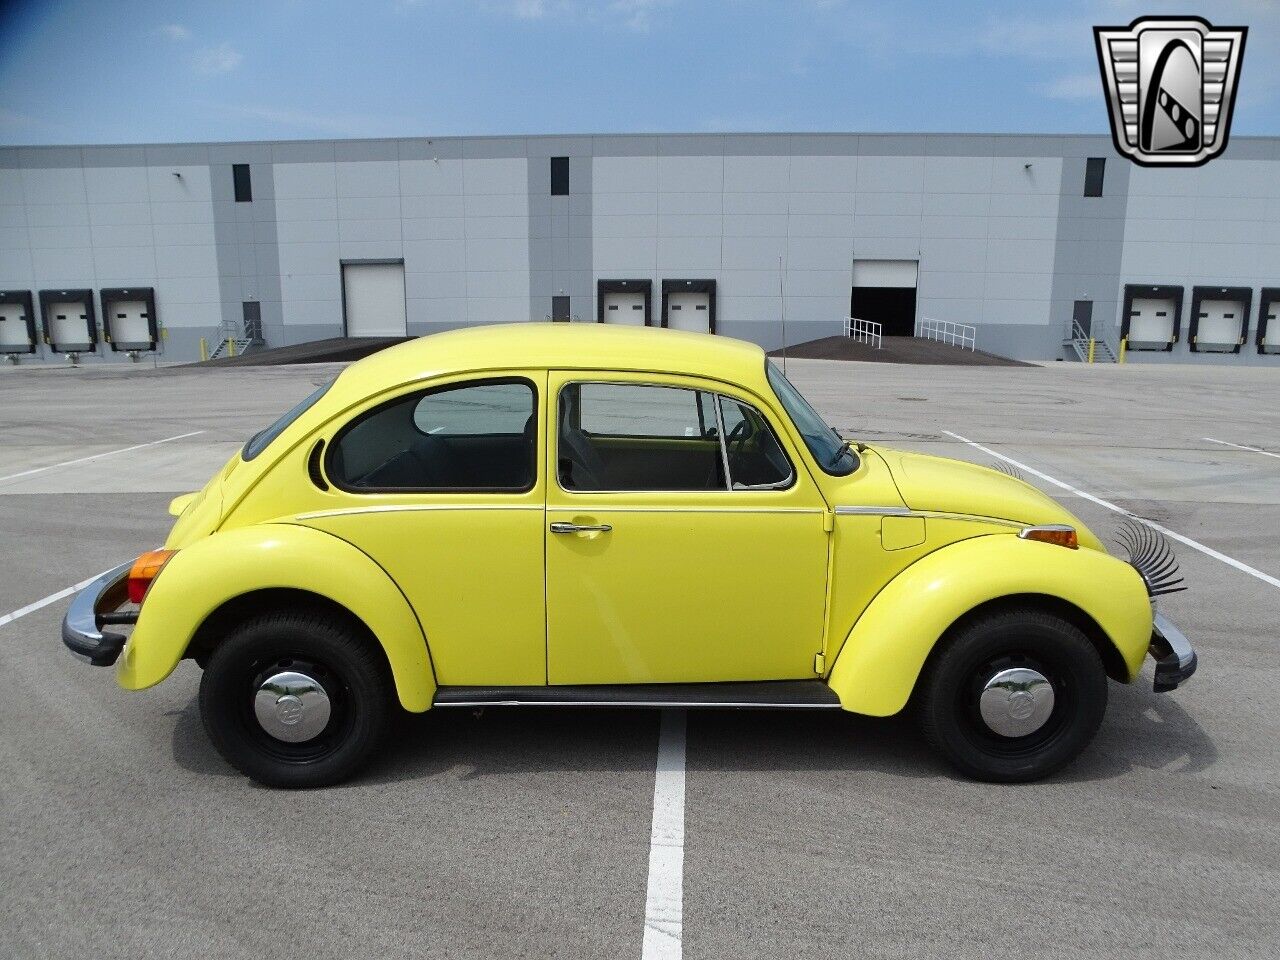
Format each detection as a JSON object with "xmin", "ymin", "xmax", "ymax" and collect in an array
[
  {"xmin": 766, "ymin": 361, "xmax": 858, "ymax": 476},
  {"xmin": 241, "ymin": 380, "xmax": 333, "ymax": 462}
]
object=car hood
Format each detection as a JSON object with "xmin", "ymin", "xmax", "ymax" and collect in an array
[{"xmin": 874, "ymin": 447, "xmax": 1104, "ymax": 550}]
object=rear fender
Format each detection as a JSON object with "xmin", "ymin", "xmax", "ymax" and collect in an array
[
  {"xmin": 827, "ymin": 535, "xmax": 1152, "ymax": 717},
  {"xmin": 117, "ymin": 523, "xmax": 436, "ymax": 711}
]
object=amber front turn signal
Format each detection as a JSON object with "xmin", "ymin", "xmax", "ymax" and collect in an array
[
  {"xmin": 128, "ymin": 549, "xmax": 177, "ymax": 604},
  {"xmin": 1017, "ymin": 525, "xmax": 1079, "ymax": 550}
]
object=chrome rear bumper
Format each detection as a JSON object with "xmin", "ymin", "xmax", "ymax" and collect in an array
[
  {"xmin": 61, "ymin": 562, "xmax": 136, "ymax": 667},
  {"xmin": 1150, "ymin": 612, "xmax": 1197, "ymax": 693}
]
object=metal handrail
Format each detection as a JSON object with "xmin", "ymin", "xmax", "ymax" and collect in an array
[
  {"xmin": 1070, "ymin": 320, "xmax": 1119, "ymax": 363},
  {"xmin": 916, "ymin": 317, "xmax": 976, "ymax": 351},
  {"xmin": 846, "ymin": 316, "xmax": 882, "ymax": 349},
  {"xmin": 199, "ymin": 316, "xmax": 257, "ymax": 361}
]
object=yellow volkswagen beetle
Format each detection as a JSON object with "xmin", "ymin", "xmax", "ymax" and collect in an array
[{"xmin": 62, "ymin": 324, "xmax": 1195, "ymax": 787}]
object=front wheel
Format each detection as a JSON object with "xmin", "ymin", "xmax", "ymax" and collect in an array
[
  {"xmin": 199, "ymin": 611, "xmax": 392, "ymax": 788},
  {"xmin": 916, "ymin": 609, "xmax": 1108, "ymax": 782}
]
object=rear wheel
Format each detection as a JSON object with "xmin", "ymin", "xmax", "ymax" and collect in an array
[
  {"xmin": 199, "ymin": 611, "xmax": 391, "ymax": 788},
  {"xmin": 916, "ymin": 609, "xmax": 1107, "ymax": 782}
]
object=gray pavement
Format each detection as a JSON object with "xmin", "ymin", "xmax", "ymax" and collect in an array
[{"xmin": 1, "ymin": 356, "xmax": 1278, "ymax": 959}]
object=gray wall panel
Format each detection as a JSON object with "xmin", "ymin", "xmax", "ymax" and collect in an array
[{"xmin": 2, "ymin": 133, "xmax": 1279, "ymax": 365}]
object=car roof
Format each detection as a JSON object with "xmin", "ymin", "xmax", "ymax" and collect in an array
[{"xmin": 340, "ymin": 323, "xmax": 769, "ymax": 395}]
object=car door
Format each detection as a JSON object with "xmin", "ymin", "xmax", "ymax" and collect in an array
[
  {"xmin": 545, "ymin": 371, "xmax": 830, "ymax": 685},
  {"xmin": 301, "ymin": 372, "xmax": 548, "ymax": 686}
]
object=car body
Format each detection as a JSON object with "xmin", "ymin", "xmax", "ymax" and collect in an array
[{"xmin": 62, "ymin": 324, "xmax": 1196, "ymax": 786}]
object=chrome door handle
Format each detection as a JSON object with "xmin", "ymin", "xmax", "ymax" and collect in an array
[{"xmin": 550, "ymin": 522, "xmax": 612, "ymax": 534}]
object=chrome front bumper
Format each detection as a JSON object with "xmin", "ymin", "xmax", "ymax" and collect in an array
[
  {"xmin": 1150, "ymin": 612, "xmax": 1197, "ymax": 693},
  {"xmin": 61, "ymin": 562, "xmax": 136, "ymax": 667}
]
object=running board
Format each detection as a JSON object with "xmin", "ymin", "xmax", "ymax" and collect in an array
[{"xmin": 432, "ymin": 680, "xmax": 842, "ymax": 710}]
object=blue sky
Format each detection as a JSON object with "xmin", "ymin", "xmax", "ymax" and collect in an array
[{"xmin": 0, "ymin": 0, "xmax": 1275, "ymax": 145}]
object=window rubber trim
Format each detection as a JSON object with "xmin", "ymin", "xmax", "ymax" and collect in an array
[
  {"xmin": 324, "ymin": 376, "xmax": 539, "ymax": 495},
  {"xmin": 555, "ymin": 379, "xmax": 796, "ymax": 495}
]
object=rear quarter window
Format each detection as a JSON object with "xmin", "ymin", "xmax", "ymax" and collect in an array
[
  {"xmin": 328, "ymin": 379, "xmax": 536, "ymax": 492},
  {"xmin": 242, "ymin": 380, "xmax": 333, "ymax": 462}
]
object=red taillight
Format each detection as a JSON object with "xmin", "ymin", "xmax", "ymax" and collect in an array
[{"xmin": 128, "ymin": 549, "xmax": 177, "ymax": 604}]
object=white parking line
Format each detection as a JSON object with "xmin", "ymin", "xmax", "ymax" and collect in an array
[
  {"xmin": 0, "ymin": 572, "xmax": 103, "ymax": 629},
  {"xmin": 0, "ymin": 431, "xmax": 205, "ymax": 486},
  {"xmin": 642, "ymin": 709, "xmax": 687, "ymax": 960},
  {"xmin": 1203, "ymin": 437, "xmax": 1280, "ymax": 460},
  {"xmin": 943, "ymin": 430, "xmax": 1280, "ymax": 591}
]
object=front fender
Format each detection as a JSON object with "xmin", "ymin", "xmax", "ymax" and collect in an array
[
  {"xmin": 827, "ymin": 535, "xmax": 1152, "ymax": 717},
  {"xmin": 116, "ymin": 523, "xmax": 436, "ymax": 711}
]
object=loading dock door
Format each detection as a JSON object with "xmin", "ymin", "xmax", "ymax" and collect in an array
[
  {"xmin": 0, "ymin": 302, "xmax": 32, "ymax": 352},
  {"xmin": 851, "ymin": 259, "xmax": 918, "ymax": 337},
  {"xmin": 601, "ymin": 291, "xmax": 647, "ymax": 325},
  {"xmin": 48, "ymin": 302, "xmax": 92, "ymax": 349},
  {"xmin": 1260, "ymin": 289, "xmax": 1280, "ymax": 354},
  {"xmin": 1128, "ymin": 297, "xmax": 1177, "ymax": 347},
  {"xmin": 100, "ymin": 288, "xmax": 157, "ymax": 351},
  {"xmin": 1194, "ymin": 299, "xmax": 1245, "ymax": 351},
  {"xmin": 343, "ymin": 262, "xmax": 407, "ymax": 338},
  {"xmin": 666, "ymin": 291, "xmax": 711, "ymax": 333},
  {"xmin": 107, "ymin": 301, "xmax": 151, "ymax": 346}
]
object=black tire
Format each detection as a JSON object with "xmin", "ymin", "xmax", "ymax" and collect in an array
[
  {"xmin": 916, "ymin": 609, "xmax": 1107, "ymax": 783},
  {"xmin": 199, "ymin": 610, "xmax": 392, "ymax": 788}
]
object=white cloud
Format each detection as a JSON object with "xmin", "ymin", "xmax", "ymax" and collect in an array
[
  {"xmin": 159, "ymin": 24, "xmax": 191, "ymax": 42},
  {"xmin": 193, "ymin": 43, "xmax": 243, "ymax": 75},
  {"xmin": 408, "ymin": 1, "xmax": 673, "ymax": 32},
  {"xmin": 607, "ymin": 0, "xmax": 672, "ymax": 32},
  {"xmin": 512, "ymin": 0, "xmax": 547, "ymax": 18}
]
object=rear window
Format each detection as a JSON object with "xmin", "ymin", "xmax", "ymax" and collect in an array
[
  {"xmin": 242, "ymin": 380, "xmax": 333, "ymax": 462},
  {"xmin": 328, "ymin": 379, "xmax": 535, "ymax": 492}
]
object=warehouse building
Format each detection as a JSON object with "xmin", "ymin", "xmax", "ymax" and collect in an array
[{"xmin": 1, "ymin": 132, "xmax": 1278, "ymax": 366}]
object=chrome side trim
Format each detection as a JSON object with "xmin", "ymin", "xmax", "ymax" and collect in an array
[
  {"xmin": 548, "ymin": 506, "xmax": 823, "ymax": 515},
  {"xmin": 834, "ymin": 505, "xmax": 911, "ymax": 516},
  {"xmin": 295, "ymin": 503, "xmax": 543, "ymax": 520},
  {"xmin": 833, "ymin": 506, "xmax": 1023, "ymax": 528},
  {"xmin": 434, "ymin": 699, "xmax": 843, "ymax": 710}
]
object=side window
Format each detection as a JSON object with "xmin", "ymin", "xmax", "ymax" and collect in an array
[
  {"xmin": 717, "ymin": 397, "xmax": 792, "ymax": 489},
  {"xmin": 578, "ymin": 383, "xmax": 717, "ymax": 439},
  {"xmin": 558, "ymin": 382, "xmax": 792, "ymax": 492},
  {"xmin": 330, "ymin": 380, "xmax": 535, "ymax": 492},
  {"xmin": 561, "ymin": 383, "xmax": 722, "ymax": 491}
]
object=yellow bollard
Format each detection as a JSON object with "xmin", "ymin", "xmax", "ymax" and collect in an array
[
  {"xmin": 227, "ymin": 339, "xmax": 236, "ymax": 358},
  {"xmin": 199, "ymin": 337, "xmax": 208, "ymax": 361},
  {"xmin": 1087, "ymin": 338, "xmax": 1096, "ymax": 363},
  {"xmin": 1118, "ymin": 338, "xmax": 1127, "ymax": 364}
]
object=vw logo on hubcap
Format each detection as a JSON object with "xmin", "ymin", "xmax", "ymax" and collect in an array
[
  {"xmin": 253, "ymin": 671, "xmax": 332, "ymax": 743},
  {"xmin": 979, "ymin": 667, "xmax": 1055, "ymax": 738}
]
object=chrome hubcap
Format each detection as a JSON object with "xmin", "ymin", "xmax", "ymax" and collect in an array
[
  {"xmin": 979, "ymin": 667, "xmax": 1055, "ymax": 738},
  {"xmin": 254, "ymin": 670, "xmax": 331, "ymax": 743}
]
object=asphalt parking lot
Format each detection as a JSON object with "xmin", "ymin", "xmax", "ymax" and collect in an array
[{"xmin": 2, "ymin": 354, "xmax": 1278, "ymax": 960}]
